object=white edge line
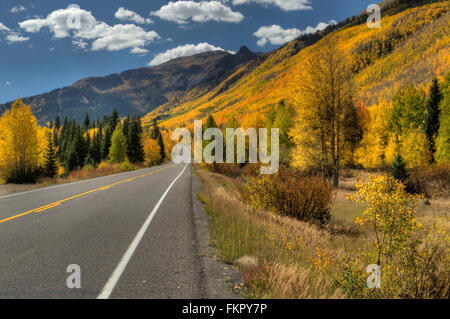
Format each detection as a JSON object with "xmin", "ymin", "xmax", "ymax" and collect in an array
[
  {"xmin": 97, "ymin": 163, "xmax": 188, "ymax": 299},
  {"xmin": 0, "ymin": 163, "xmax": 174, "ymax": 200}
]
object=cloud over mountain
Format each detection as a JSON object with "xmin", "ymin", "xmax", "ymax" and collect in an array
[
  {"xmin": 148, "ymin": 42, "xmax": 230, "ymax": 66},
  {"xmin": 151, "ymin": 1, "xmax": 244, "ymax": 24},
  {"xmin": 19, "ymin": 5, "xmax": 159, "ymax": 52},
  {"xmin": 254, "ymin": 20, "xmax": 337, "ymax": 46}
]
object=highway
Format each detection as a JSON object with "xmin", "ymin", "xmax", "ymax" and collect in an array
[{"xmin": 0, "ymin": 163, "xmax": 236, "ymax": 299}]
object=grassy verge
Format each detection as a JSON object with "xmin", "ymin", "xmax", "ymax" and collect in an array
[{"xmin": 196, "ymin": 167, "xmax": 449, "ymax": 299}]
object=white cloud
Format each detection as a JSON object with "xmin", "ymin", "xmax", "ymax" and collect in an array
[
  {"xmin": 224, "ymin": 0, "xmax": 312, "ymax": 11},
  {"xmin": 254, "ymin": 20, "xmax": 337, "ymax": 47},
  {"xmin": 91, "ymin": 24, "xmax": 160, "ymax": 51},
  {"xmin": 151, "ymin": 1, "xmax": 244, "ymax": 24},
  {"xmin": 0, "ymin": 21, "xmax": 29, "ymax": 43},
  {"xmin": 5, "ymin": 81, "xmax": 12, "ymax": 86},
  {"xmin": 10, "ymin": 5, "xmax": 27, "ymax": 13},
  {"xmin": 130, "ymin": 47, "xmax": 149, "ymax": 54},
  {"xmin": 0, "ymin": 22, "xmax": 10, "ymax": 32},
  {"xmin": 253, "ymin": 25, "xmax": 301, "ymax": 47},
  {"xmin": 115, "ymin": 7, "xmax": 153, "ymax": 24},
  {"xmin": 6, "ymin": 33, "xmax": 30, "ymax": 43},
  {"xmin": 19, "ymin": 18, "xmax": 48, "ymax": 33},
  {"xmin": 148, "ymin": 42, "xmax": 229, "ymax": 66},
  {"xmin": 19, "ymin": 5, "xmax": 160, "ymax": 53}
]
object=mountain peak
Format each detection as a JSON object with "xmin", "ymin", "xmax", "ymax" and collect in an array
[{"xmin": 237, "ymin": 46, "xmax": 252, "ymax": 54}]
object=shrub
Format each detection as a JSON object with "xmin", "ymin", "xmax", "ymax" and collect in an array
[
  {"xmin": 205, "ymin": 163, "xmax": 242, "ymax": 178},
  {"xmin": 406, "ymin": 163, "xmax": 450, "ymax": 197},
  {"xmin": 341, "ymin": 175, "xmax": 449, "ymax": 299},
  {"xmin": 246, "ymin": 166, "xmax": 332, "ymax": 225},
  {"xmin": 120, "ymin": 159, "xmax": 135, "ymax": 172}
]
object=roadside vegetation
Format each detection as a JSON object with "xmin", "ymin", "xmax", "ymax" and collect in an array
[
  {"xmin": 0, "ymin": 99, "xmax": 173, "ymax": 189},
  {"xmin": 193, "ymin": 28, "xmax": 449, "ymax": 298},
  {"xmin": 197, "ymin": 164, "xmax": 449, "ymax": 299}
]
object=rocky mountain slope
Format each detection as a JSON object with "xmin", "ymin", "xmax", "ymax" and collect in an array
[{"xmin": 0, "ymin": 46, "xmax": 259, "ymax": 123}]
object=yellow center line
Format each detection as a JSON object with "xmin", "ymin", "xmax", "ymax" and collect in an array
[{"xmin": 0, "ymin": 164, "xmax": 177, "ymax": 225}]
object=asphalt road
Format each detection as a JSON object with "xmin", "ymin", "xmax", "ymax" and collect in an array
[{"xmin": 0, "ymin": 163, "xmax": 237, "ymax": 299}]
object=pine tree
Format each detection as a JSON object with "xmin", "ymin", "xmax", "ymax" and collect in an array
[
  {"xmin": 109, "ymin": 124, "xmax": 127, "ymax": 163},
  {"xmin": 149, "ymin": 118, "xmax": 165, "ymax": 161},
  {"xmin": 110, "ymin": 109, "xmax": 120, "ymax": 132},
  {"xmin": 127, "ymin": 116, "xmax": 145, "ymax": 163},
  {"xmin": 390, "ymin": 153, "xmax": 409, "ymax": 183},
  {"xmin": 101, "ymin": 126, "xmax": 112, "ymax": 160},
  {"xmin": 54, "ymin": 115, "xmax": 61, "ymax": 131},
  {"xmin": 157, "ymin": 133, "xmax": 165, "ymax": 162},
  {"xmin": 424, "ymin": 76, "xmax": 442, "ymax": 161},
  {"xmin": 64, "ymin": 141, "xmax": 78, "ymax": 174},
  {"xmin": 150, "ymin": 118, "xmax": 161, "ymax": 140},
  {"xmin": 83, "ymin": 112, "xmax": 90, "ymax": 131},
  {"xmin": 90, "ymin": 131, "xmax": 101, "ymax": 165},
  {"xmin": 203, "ymin": 114, "xmax": 218, "ymax": 160},
  {"xmin": 74, "ymin": 125, "xmax": 87, "ymax": 168},
  {"xmin": 205, "ymin": 114, "xmax": 218, "ymax": 130},
  {"xmin": 44, "ymin": 133, "xmax": 58, "ymax": 178},
  {"xmin": 123, "ymin": 115, "xmax": 130, "ymax": 139}
]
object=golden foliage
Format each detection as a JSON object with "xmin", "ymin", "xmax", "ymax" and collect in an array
[
  {"xmin": 143, "ymin": 137, "xmax": 161, "ymax": 166},
  {"xmin": 0, "ymin": 99, "xmax": 45, "ymax": 182}
]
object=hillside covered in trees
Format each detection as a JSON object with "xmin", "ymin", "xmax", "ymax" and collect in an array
[{"xmin": 144, "ymin": 1, "xmax": 449, "ymax": 132}]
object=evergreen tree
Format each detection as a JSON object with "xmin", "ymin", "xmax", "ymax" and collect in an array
[
  {"xmin": 205, "ymin": 114, "xmax": 218, "ymax": 130},
  {"xmin": 54, "ymin": 115, "xmax": 61, "ymax": 131},
  {"xmin": 109, "ymin": 124, "xmax": 127, "ymax": 163},
  {"xmin": 64, "ymin": 141, "xmax": 78, "ymax": 174},
  {"xmin": 110, "ymin": 109, "xmax": 120, "ymax": 132},
  {"xmin": 44, "ymin": 133, "xmax": 58, "ymax": 178},
  {"xmin": 127, "ymin": 116, "xmax": 145, "ymax": 163},
  {"xmin": 123, "ymin": 115, "xmax": 130, "ymax": 139},
  {"xmin": 150, "ymin": 118, "xmax": 161, "ymax": 140},
  {"xmin": 203, "ymin": 114, "xmax": 218, "ymax": 161},
  {"xmin": 150, "ymin": 118, "xmax": 165, "ymax": 160},
  {"xmin": 157, "ymin": 133, "xmax": 165, "ymax": 161},
  {"xmin": 390, "ymin": 153, "xmax": 409, "ymax": 183},
  {"xmin": 424, "ymin": 76, "xmax": 442, "ymax": 161},
  {"xmin": 101, "ymin": 126, "xmax": 112, "ymax": 160},
  {"xmin": 90, "ymin": 131, "xmax": 101, "ymax": 165},
  {"xmin": 83, "ymin": 112, "xmax": 90, "ymax": 131},
  {"xmin": 74, "ymin": 125, "xmax": 87, "ymax": 168}
]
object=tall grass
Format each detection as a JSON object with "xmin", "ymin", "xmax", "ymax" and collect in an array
[{"xmin": 196, "ymin": 167, "xmax": 449, "ymax": 299}]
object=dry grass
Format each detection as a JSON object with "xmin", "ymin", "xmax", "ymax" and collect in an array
[
  {"xmin": 197, "ymin": 167, "xmax": 449, "ymax": 299},
  {"xmin": 197, "ymin": 169, "xmax": 369, "ymax": 299}
]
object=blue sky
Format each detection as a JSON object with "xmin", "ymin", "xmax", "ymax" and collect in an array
[{"xmin": 0, "ymin": 0, "xmax": 375, "ymax": 103}]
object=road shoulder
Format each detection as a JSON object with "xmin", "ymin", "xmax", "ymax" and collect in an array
[{"xmin": 190, "ymin": 166, "xmax": 242, "ymax": 299}]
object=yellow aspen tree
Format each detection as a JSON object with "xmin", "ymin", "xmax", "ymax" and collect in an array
[
  {"xmin": 290, "ymin": 39, "xmax": 354, "ymax": 187},
  {"xmin": 0, "ymin": 99, "xmax": 41, "ymax": 183},
  {"xmin": 143, "ymin": 138, "xmax": 161, "ymax": 166}
]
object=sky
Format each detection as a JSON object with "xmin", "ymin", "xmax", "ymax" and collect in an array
[{"xmin": 0, "ymin": 0, "xmax": 376, "ymax": 104}]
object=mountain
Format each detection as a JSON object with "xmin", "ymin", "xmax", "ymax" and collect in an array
[
  {"xmin": 143, "ymin": 1, "xmax": 449, "ymax": 130},
  {"xmin": 0, "ymin": 46, "xmax": 259, "ymax": 124}
]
